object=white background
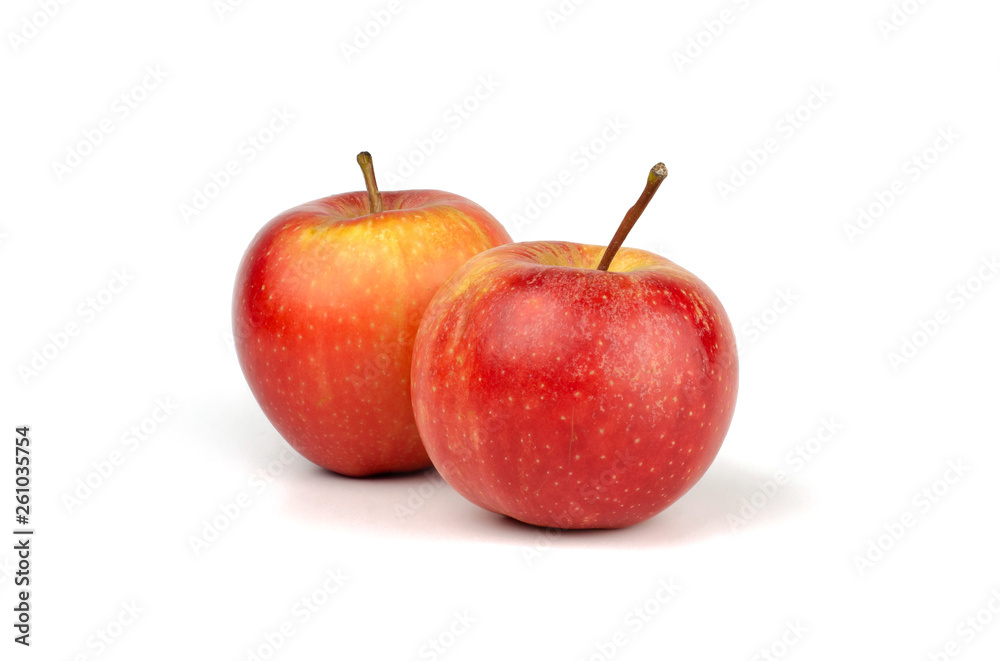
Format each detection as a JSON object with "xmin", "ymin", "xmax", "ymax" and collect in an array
[{"xmin": 2, "ymin": 0, "xmax": 999, "ymax": 658}]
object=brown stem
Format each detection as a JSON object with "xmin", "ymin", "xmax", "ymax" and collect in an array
[
  {"xmin": 356, "ymin": 151, "xmax": 384, "ymax": 214},
  {"xmin": 595, "ymin": 163, "xmax": 668, "ymax": 271}
]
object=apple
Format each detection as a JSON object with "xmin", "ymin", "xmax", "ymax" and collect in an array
[
  {"xmin": 233, "ymin": 152, "xmax": 511, "ymax": 476},
  {"xmin": 411, "ymin": 163, "xmax": 738, "ymax": 528}
]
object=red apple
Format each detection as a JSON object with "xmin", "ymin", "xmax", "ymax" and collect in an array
[
  {"xmin": 411, "ymin": 164, "xmax": 738, "ymax": 528},
  {"xmin": 233, "ymin": 152, "xmax": 511, "ymax": 476}
]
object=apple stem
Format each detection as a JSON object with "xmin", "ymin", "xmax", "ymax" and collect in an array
[
  {"xmin": 356, "ymin": 151, "xmax": 384, "ymax": 214},
  {"xmin": 595, "ymin": 163, "xmax": 668, "ymax": 271}
]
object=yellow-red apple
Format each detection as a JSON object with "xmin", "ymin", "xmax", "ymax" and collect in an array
[{"xmin": 233, "ymin": 153, "xmax": 511, "ymax": 476}]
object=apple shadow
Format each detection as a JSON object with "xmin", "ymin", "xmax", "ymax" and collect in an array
[
  {"xmin": 278, "ymin": 454, "xmax": 811, "ymax": 550},
  {"xmin": 476, "ymin": 457, "xmax": 812, "ymax": 550},
  {"xmin": 194, "ymin": 398, "xmax": 810, "ymax": 549},
  {"xmin": 635, "ymin": 457, "xmax": 811, "ymax": 545},
  {"xmin": 186, "ymin": 396, "xmax": 297, "ymax": 472}
]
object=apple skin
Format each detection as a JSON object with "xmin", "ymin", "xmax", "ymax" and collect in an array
[
  {"xmin": 233, "ymin": 190, "xmax": 511, "ymax": 477},
  {"xmin": 411, "ymin": 241, "xmax": 738, "ymax": 528}
]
